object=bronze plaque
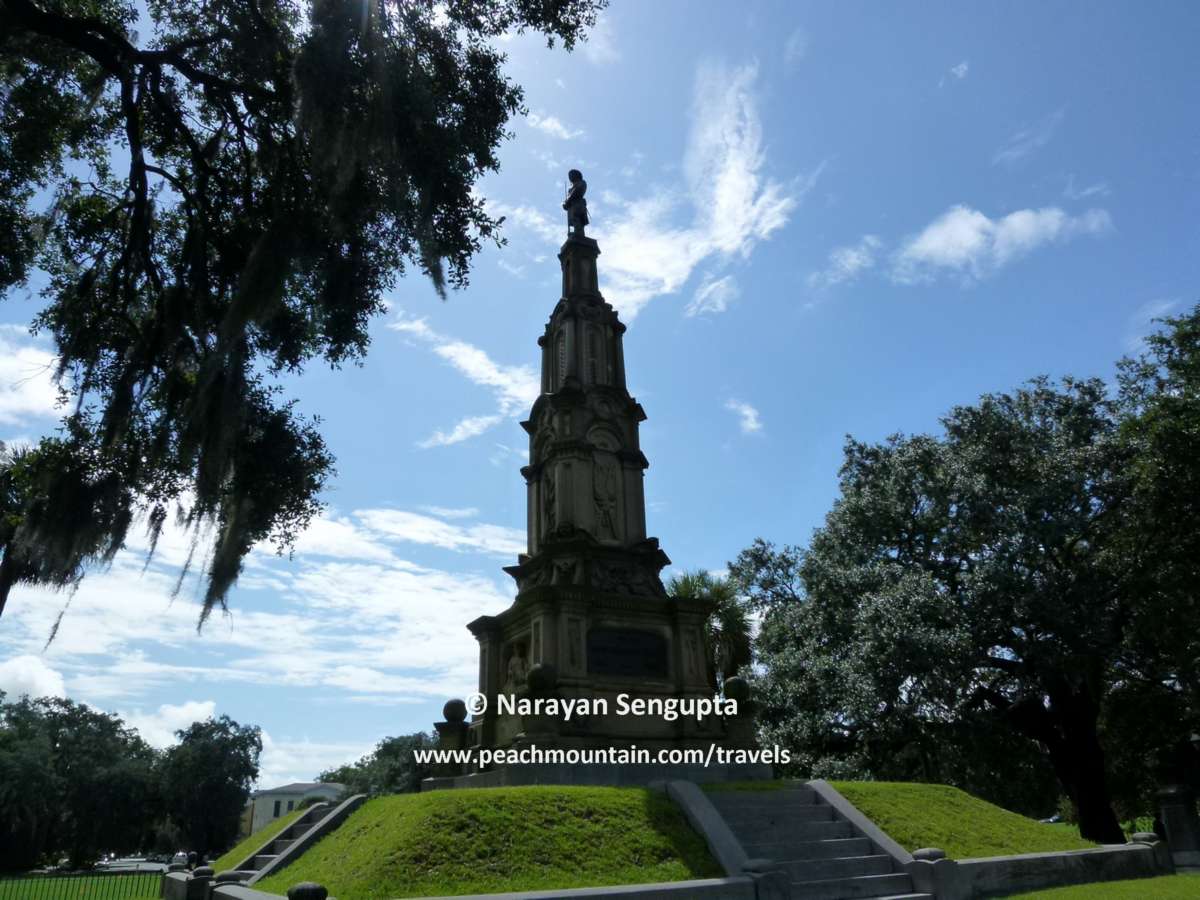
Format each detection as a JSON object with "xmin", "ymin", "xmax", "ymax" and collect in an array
[{"xmin": 587, "ymin": 628, "xmax": 668, "ymax": 678}]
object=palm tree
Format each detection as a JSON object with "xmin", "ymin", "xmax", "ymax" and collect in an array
[{"xmin": 666, "ymin": 570, "xmax": 752, "ymax": 695}]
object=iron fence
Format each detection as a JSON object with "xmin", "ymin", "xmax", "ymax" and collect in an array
[{"xmin": 0, "ymin": 870, "xmax": 163, "ymax": 900}]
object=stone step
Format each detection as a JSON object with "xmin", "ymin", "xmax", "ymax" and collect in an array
[
  {"xmin": 709, "ymin": 788, "xmax": 818, "ymax": 811},
  {"xmin": 791, "ymin": 873, "xmax": 914, "ymax": 900},
  {"xmin": 870, "ymin": 895, "xmax": 932, "ymax": 900},
  {"xmin": 745, "ymin": 837, "xmax": 873, "ymax": 860},
  {"xmin": 271, "ymin": 839, "xmax": 294, "ymax": 853},
  {"xmin": 734, "ymin": 819, "xmax": 854, "ymax": 844},
  {"xmin": 781, "ymin": 855, "xmax": 894, "ymax": 882},
  {"xmin": 251, "ymin": 854, "xmax": 277, "ymax": 870},
  {"xmin": 722, "ymin": 804, "xmax": 835, "ymax": 828}
]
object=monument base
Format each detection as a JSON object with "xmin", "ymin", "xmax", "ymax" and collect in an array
[{"xmin": 421, "ymin": 761, "xmax": 772, "ymax": 791}]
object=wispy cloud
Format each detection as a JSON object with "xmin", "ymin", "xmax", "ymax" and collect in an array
[
  {"xmin": 582, "ymin": 14, "xmax": 619, "ymax": 64},
  {"xmin": 390, "ymin": 314, "xmax": 539, "ymax": 446},
  {"xmin": 949, "ymin": 60, "xmax": 969, "ymax": 80},
  {"xmin": 1064, "ymin": 174, "xmax": 1111, "ymax": 200},
  {"xmin": 725, "ymin": 399, "xmax": 763, "ymax": 434},
  {"xmin": 892, "ymin": 205, "xmax": 1112, "ymax": 284},
  {"xmin": 993, "ymin": 109, "xmax": 1064, "ymax": 166},
  {"xmin": 783, "ymin": 27, "xmax": 808, "ymax": 66},
  {"xmin": 808, "ymin": 235, "xmax": 882, "ymax": 288},
  {"xmin": 527, "ymin": 111, "xmax": 583, "ymax": 141},
  {"xmin": 498, "ymin": 61, "xmax": 816, "ymax": 320},
  {"xmin": 1124, "ymin": 299, "xmax": 1181, "ymax": 352},
  {"xmin": 686, "ymin": 274, "xmax": 740, "ymax": 317},
  {"xmin": 0, "ymin": 326, "xmax": 59, "ymax": 427}
]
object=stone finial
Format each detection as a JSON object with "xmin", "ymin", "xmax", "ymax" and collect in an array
[
  {"xmin": 913, "ymin": 848, "xmax": 947, "ymax": 861},
  {"xmin": 288, "ymin": 883, "xmax": 329, "ymax": 900},
  {"xmin": 443, "ymin": 698, "xmax": 468, "ymax": 723},
  {"xmin": 192, "ymin": 866, "xmax": 214, "ymax": 878}
]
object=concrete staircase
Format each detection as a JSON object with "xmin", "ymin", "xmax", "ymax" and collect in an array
[
  {"xmin": 708, "ymin": 786, "xmax": 931, "ymax": 900},
  {"xmin": 230, "ymin": 803, "xmax": 329, "ymax": 876}
]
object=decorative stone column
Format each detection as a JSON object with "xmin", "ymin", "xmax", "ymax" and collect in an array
[{"xmin": 1157, "ymin": 784, "xmax": 1200, "ymax": 868}]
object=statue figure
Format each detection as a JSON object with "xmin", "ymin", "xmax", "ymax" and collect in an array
[
  {"xmin": 563, "ymin": 169, "xmax": 588, "ymax": 236},
  {"xmin": 504, "ymin": 641, "xmax": 530, "ymax": 694}
]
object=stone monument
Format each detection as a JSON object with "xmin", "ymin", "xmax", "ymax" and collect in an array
[{"xmin": 426, "ymin": 173, "xmax": 765, "ymax": 787}]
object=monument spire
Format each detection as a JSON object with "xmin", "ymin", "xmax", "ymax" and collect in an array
[
  {"xmin": 503, "ymin": 171, "xmax": 669, "ymax": 598},
  {"xmin": 438, "ymin": 172, "xmax": 759, "ymax": 784}
]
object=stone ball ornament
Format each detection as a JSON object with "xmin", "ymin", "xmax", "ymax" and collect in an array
[
  {"xmin": 443, "ymin": 698, "xmax": 468, "ymax": 723},
  {"xmin": 526, "ymin": 662, "xmax": 558, "ymax": 695},
  {"xmin": 723, "ymin": 675, "xmax": 751, "ymax": 704}
]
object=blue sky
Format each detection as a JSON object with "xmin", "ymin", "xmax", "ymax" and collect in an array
[{"xmin": 1, "ymin": 1, "xmax": 1198, "ymax": 786}]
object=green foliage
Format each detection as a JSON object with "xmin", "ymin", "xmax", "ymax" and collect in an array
[
  {"xmin": 667, "ymin": 569, "xmax": 752, "ymax": 692},
  {"xmin": 0, "ymin": 0, "xmax": 605, "ymax": 624},
  {"xmin": 1003, "ymin": 873, "xmax": 1200, "ymax": 898},
  {"xmin": 828, "ymin": 781, "xmax": 1096, "ymax": 860},
  {"xmin": 0, "ymin": 693, "xmax": 160, "ymax": 870},
  {"xmin": 317, "ymin": 731, "xmax": 434, "ymax": 796},
  {"xmin": 210, "ymin": 806, "xmax": 305, "ymax": 874},
  {"xmin": 733, "ymin": 304, "xmax": 1200, "ymax": 845},
  {"xmin": 160, "ymin": 715, "xmax": 261, "ymax": 855},
  {"xmin": 253, "ymin": 786, "xmax": 720, "ymax": 899}
]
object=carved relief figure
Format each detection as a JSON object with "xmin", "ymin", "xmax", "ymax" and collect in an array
[{"xmin": 593, "ymin": 455, "xmax": 620, "ymax": 541}]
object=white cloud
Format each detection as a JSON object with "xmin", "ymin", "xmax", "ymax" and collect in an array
[
  {"xmin": 993, "ymin": 109, "xmax": 1064, "ymax": 166},
  {"xmin": 354, "ymin": 509, "xmax": 524, "ymax": 557},
  {"xmin": 527, "ymin": 111, "xmax": 583, "ymax": 141},
  {"xmin": 808, "ymin": 235, "xmax": 882, "ymax": 288},
  {"xmin": 0, "ymin": 326, "xmax": 59, "ymax": 427},
  {"xmin": 949, "ymin": 60, "xmax": 969, "ymax": 80},
  {"xmin": 508, "ymin": 61, "xmax": 815, "ymax": 320},
  {"xmin": 686, "ymin": 274, "xmax": 739, "ymax": 317},
  {"xmin": 892, "ymin": 205, "xmax": 1112, "ymax": 284},
  {"xmin": 784, "ymin": 27, "xmax": 808, "ymax": 66},
  {"xmin": 725, "ymin": 399, "xmax": 763, "ymax": 434},
  {"xmin": 258, "ymin": 731, "xmax": 377, "ymax": 788},
  {"xmin": 390, "ymin": 314, "xmax": 539, "ymax": 446},
  {"xmin": 582, "ymin": 14, "xmax": 619, "ymax": 64},
  {"xmin": 0, "ymin": 654, "xmax": 67, "ymax": 699},
  {"xmin": 122, "ymin": 699, "xmax": 216, "ymax": 748}
]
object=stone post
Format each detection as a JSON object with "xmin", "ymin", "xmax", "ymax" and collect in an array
[
  {"xmin": 432, "ymin": 699, "xmax": 469, "ymax": 777},
  {"xmin": 907, "ymin": 848, "xmax": 966, "ymax": 900},
  {"xmin": 1157, "ymin": 784, "xmax": 1200, "ymax": 868}
]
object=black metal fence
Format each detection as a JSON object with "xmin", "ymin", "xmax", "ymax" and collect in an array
[{"xmin": 0, "ymin": 871, "xmax": 164, "ymax": 900}]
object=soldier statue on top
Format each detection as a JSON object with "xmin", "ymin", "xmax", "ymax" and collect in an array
[{"xmin": 563, "ymin": 169, "xmax": 588, "ymax": 237}]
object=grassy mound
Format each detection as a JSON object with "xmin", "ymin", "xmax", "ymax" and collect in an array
[
  {"xmin": 1003, "ymin": 873, "xmax": 1200, "ymax": 898},
  {"xmin": 254, "ymin": 786, "xmax": 719, "ymax": 899},
  {"xmin": 829, "ymin": 781, "xmax": 1098, "ymax": 859},
  {"xmin": 212, "ymin": 806, "xmax": 307, "ymax": 873}
]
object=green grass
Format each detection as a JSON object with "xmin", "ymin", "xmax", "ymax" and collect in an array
[
  {"xmin": 829, "ymin": 781, "xmax": 1098, "ymax": 860},
  {"xmin": 1002, "ymin": 873, "xmax": 1200, "ymax": 898},
  {"xmin": 254, "ymin": 786, "xmax": 720, "ymax": 899},
  {"xmin": 0, "ymin": 872, "xmax": 162, "ymax": 900},
  {"xmin": 211, "ymin": 806, "xmax": 308, "ymax": 873}
]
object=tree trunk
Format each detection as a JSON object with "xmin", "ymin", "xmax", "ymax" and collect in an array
[
  {"xmin": 1054, "ymin": 691, "xmax": 1126, "ymax": 844},
  {"xmin": 1003, "ymin": 684, "xmax": 1126, "ymax": 844}
]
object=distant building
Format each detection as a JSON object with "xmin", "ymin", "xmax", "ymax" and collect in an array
[{"xmin": 249, "ymin": 782, "xmax": 345, "ymax": 832}]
